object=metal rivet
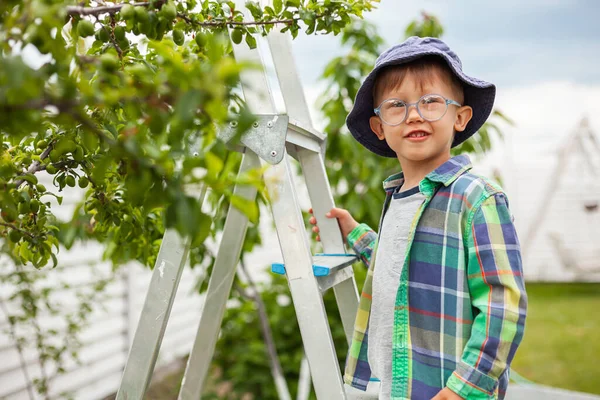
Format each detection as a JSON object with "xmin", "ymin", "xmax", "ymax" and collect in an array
[
  {"xmin": 252, "ymin": 122, "xmax": 259, "ymax": 128},
  {"xmin": 230, "ymin": 121, "xmax": 238, "ymax": 127},
  {"xmin": 270, "ymin": 151, "xmax": 277, "ymax": 157},
  {"xmin": 193, "ymin": 152, "xmax": 199, "ymax": 157},
  {"xmin": 267, "ymin": 121, "xmax": 273, "ymax": 128}
]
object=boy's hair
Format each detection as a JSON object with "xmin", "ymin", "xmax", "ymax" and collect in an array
[{"xmin": 372, "ymin": 55, "xmax": 465, "ymax": 106}]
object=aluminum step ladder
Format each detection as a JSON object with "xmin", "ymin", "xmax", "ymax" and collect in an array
[{"xmin": 115, "ymin": 1, "xmax": 362, "ymax": 399}]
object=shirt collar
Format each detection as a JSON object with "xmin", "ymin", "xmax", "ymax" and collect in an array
[{"xmin": 382, "ymin": 154, "xmax": 473, "ymax": 196}]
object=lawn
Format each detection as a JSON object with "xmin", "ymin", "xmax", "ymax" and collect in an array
[{"xmin": 510, "ymin": 282, "xmax": 600, "ymax": 395}]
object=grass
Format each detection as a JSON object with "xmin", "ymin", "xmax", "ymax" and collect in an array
[{"xmin": 510, "ymin": 283, "xmax": 600, "ymax": 395}]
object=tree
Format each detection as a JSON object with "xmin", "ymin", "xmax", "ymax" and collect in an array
[{"xmin": 0, "ymin": 0, "xmax": 379, "ymax": 397}]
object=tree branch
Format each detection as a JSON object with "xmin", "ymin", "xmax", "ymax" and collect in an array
[
  {"xmin": 66, "ymin": 1, "xmax": 153, "ymax": 17},
  {"xmin": 177, "ymin": 12, "xmax": 309, "ymax": 27},
  {"xmin": 13, "ymin": 143, "xmax": 54, "ymax": 189},
  {"xmin": 65, "ymin": 2, "xmax": 319, "ymax": 28},
  {"xmin": 0, "ymin": 222, "xmax": 37, "ymax": 239}
]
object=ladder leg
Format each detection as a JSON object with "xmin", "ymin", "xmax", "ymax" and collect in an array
[
  {"xmin": 116, "ymin": 188, "xmax": 206, "ymax": 399},
  {"xmin": 264, "ymin": 150, "xmax": 346, "ymax": 399},
  {"xmin": 297, "ymin": 149, "xmax": 359, "ymax": 345},
  {"xmin": 178, "ymin": 150, "xmax": 261, "ymax": 400},
  {"xmin": 296, "ymin": 355, "xmax": 312, "ymax": 400}
]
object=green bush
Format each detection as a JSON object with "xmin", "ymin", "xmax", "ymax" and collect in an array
[{"xmin": 207, "ymin": 264, "xmax": 367, "ymax": 399}]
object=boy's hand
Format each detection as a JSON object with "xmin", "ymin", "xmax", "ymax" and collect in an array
[
  {"xmin": 431, "ymin": 388, "xmax": 463, "ymax": 400},
  {"xmin": 308, "ymin": 207, "xmax": 359, "ymax": 243}
]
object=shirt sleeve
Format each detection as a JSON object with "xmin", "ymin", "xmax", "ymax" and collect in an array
[
  {"xmin": 346, "ymin": 223, "xmax": 377, "ymax": 269},
  {"xmin": 446, "ymin": 193, "xmax": 528, "ymax": 399}
]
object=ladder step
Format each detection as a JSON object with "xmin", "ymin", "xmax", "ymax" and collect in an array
[{"xmin": 271, "ymin": 254, "xmax": 357, "ymax": 293}]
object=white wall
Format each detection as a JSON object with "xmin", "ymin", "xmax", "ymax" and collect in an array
[{"xmin": 0, "ymin": 173, "xmax": 207, "ymax": 400}]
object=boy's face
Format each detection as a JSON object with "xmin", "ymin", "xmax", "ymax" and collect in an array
[{"xmin": 369, "ymin": 70, "xmax": 473, "ymax": 168}]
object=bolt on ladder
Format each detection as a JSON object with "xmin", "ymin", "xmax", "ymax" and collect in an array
[{"xmin": 115, "ymin": 2, "xmax": 361, "ymax": 399}]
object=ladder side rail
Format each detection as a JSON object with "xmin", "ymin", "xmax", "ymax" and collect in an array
[
  {"xmin": 116, "ymin": 187, "xmax": 204, "ymax": 399},
  {"xmin": 262, "ymin": 151, "xmax": 346, "ymax": 399},
  {"xmin": 180, "ymin": 2, "xmax": 284, "ymax": 397},
  {"xmin": 178, "ymin": 151, "xmax": 262, "ymax": 399},
  {"xmin": 298, "ymin": 149, "xmax": 360, "ymax": 346},
  {"xmin": 266, "ymin": 29, "xmax": 360, "ymax": 345}
]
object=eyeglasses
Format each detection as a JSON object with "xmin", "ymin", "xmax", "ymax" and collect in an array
[{"xmin": 374, "ymin": 94, "xmax": 462, "ymax": 126}]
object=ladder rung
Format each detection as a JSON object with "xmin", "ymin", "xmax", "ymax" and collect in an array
[
  {"xmin": 271, "ymin": 254, "xmax": 357, "ymax": 293},
  {"xmin": 271, "ymin": 254, "xmax": 357, "ymax": 277},
  {"xmin": 288, "ymin": 117, "xmax": 326, "ymax": 143}
]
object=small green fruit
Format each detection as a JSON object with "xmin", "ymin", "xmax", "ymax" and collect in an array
[
  {"xmin": 8, "ymin": 230, "xmax": 22, "ymax": 243},
  {"xmin": 78, "ymin": 177, "xmax": 89, "ymax": 189},
  {"xmin": 120, "ymin": 4, "xmax": 135, "ymax": 20},
  {"xmin": 65, "ymin": 140, "xmax": 77, "ymax": 154},
  {"xmin": 36, "ymin": 184, "xmax": 46, "ymax": 193},
  {"xmin": 2, "ymin": 209, "xmax": 17, "ymax": 223},
  {"xmin": 30, "ymin": 199, "xmax": 40, "ymax": 213},
  {"xmin": 77, "ymin": 20, "xmax": 95, "ymax": 38},
  {"xmin": 231, "ymin": 29, "xmax": 243, "ymax": 45},
  {"xmin": 195, "ymin": 31, "xmax": 207, "ymax": 48},
  {"xmin": 172, "ymin": 29, "xmax": 184, "ymax": 45},
  {"xmin": 36, "ymin": 139, "xmax": 48, "ymax": 149},
  {"xmin": 73, "ymin": 146, "xmax": 84, "ymax": 162},
  {"xmin": 137, "ymin": 21, "xmax": 150, "ymax": 36},
  {"xmin": 134, "ymin": 6, "xmax": 149, "ymax": 23},
  {"xmin": 114, "ymin": 26, "xmax": 126, "ymax": 40},
  {"xmin": 66, "ymin": 175, "xmax": 76, "ymax": 187},
  {"xmin": 118, "ymin": 38, "xmax": 130, "ymax": 50},
  {"xmin": 160, "ymin": 2, "xmax": 177, "ymax": 21},
  {"xmin": 49, "ymin": 150, "xmax": 60, "ymax": 163},
  {"xmin": 18, "ymin": 202, "xmax": 30, "ymax": 215},
  {"xmin": 96, "ymin": 27, "xmax": 110, "ymax": 42},
  {"xmin": 46, "ymin": 165, "xmax": 57, "ymax": 175},
  {"xmin": 100, "ymin": 53, "xmax": 119, "ymax": 71}
]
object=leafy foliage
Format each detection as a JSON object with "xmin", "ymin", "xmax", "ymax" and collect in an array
[
  {"xmin": 208, "ymin": 264, "xmax": 367, "ymax": 399},
  {"xmin": 0, "ymin": 0, "xmax": 379, "ymax": 397}
]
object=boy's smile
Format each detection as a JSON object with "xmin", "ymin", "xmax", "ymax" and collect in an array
[{"xmin": 369, "ymin": 70, "xmax": 473, "ymax": 182}]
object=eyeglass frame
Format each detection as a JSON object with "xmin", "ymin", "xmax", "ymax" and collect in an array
[{"xmin": 373, "ymin": 93, "xmax": 462, "ymax": 126}]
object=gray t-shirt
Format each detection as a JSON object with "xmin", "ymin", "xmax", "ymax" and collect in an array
[{"xmin": 368, "ymin": 186, "xmax": 425, "ymax": 399}]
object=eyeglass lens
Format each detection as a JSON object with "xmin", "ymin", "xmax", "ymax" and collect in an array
[{"xmin": 379, "ymin": 95, "xmax": 447, "ymax": 125}]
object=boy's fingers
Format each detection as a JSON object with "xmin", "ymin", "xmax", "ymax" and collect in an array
[
  {"xmin": 312, "ymin": 226, "xmax": 319, "ymax": 233},
  {"xmin": 309, "ymin": 216, "xmax": 316, "ymax": 225},
  {"xmin": 316, "ymin": 235, "xmax": 320, "ymax": 242},
  {"xmin": 309, "ymin": 208, "xmax": 313, "ymax": 214}
]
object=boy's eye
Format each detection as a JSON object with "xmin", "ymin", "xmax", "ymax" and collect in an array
[
  {"xmin": 390, "ymin": 100, "xmax": 406, "ymax": 108},
  {"xmin": 421, "ymin": 96, "xmax": 444, "ymax": 104}
]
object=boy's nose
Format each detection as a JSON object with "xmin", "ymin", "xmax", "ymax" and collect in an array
[{"xmin": 405, "ymin": 104, "xmax": 423, "ymax": 123}]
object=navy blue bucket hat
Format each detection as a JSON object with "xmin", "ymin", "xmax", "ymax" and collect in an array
[{"xmin": 346, "ymin": 36, "xmax": 496, "ymax": 158}]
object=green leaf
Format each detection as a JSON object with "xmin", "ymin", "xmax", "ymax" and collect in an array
[
  {"xmin": 273, "ymin": 0, "xmax": 283, "ymax": 14},
  {"xmin": 230, "ymin": 194, "xmax": 258, "ymax": 223},
  {"xmin": 245, "ymin": 33, "xmax": 257, "ymax": 49}
]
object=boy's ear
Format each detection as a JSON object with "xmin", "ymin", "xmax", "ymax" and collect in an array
[
  {"xmin": 454, "ymin": 105, "xmax": 473, "ymax": 132},
  {"xmin": 369, "ymin": 116, "xmax": 386, "ymax": 140}
]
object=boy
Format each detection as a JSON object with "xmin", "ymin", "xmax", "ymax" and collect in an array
[{"xmin": 309, "ymin": 37, "xmax": 527, "ymax": 399}]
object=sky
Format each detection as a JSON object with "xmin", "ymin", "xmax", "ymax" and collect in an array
[{"xmin": 282, "ymin": 0, "xmax": 600, "ymax": 212}]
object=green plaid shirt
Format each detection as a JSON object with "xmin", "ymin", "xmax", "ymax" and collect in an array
[{"xmin": 343, "ymin": 155, "xmax": 527, "ymax": 400}]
